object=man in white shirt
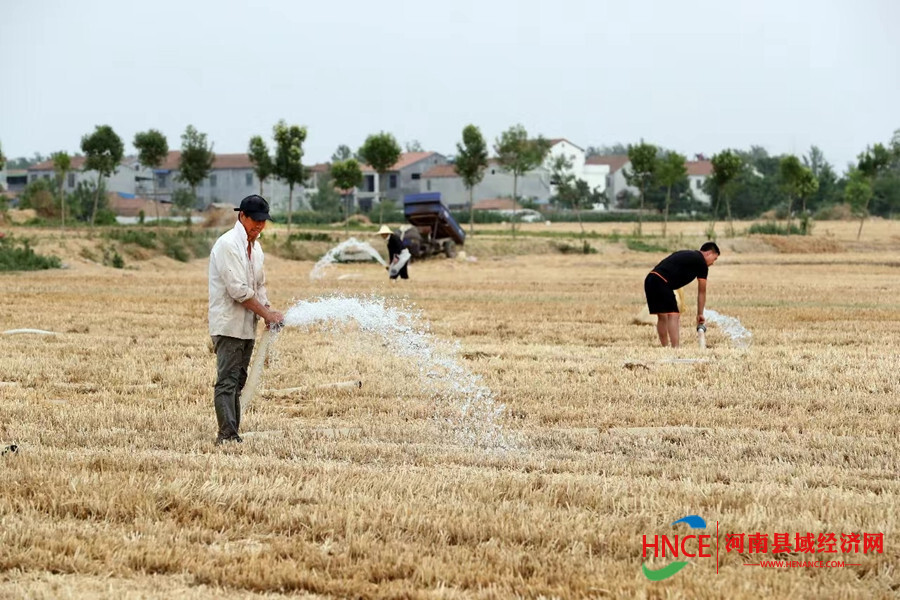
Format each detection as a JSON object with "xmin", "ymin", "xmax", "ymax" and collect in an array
[{"xmin": 209, "ymin": 195, "xmax": 284, "ymax": 445}]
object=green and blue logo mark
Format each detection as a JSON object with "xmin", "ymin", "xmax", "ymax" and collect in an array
[{"xmin": 642, "ymin": 515, "xmax": 713, "ymax": 581}]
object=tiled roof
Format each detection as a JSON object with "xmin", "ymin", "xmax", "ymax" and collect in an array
[
  {"xmin": 473, "ymin": 198, "xmax": 523, "ymax": 211},
  {"xmin": 686, "ymin": 160, "xmax": 713, "ymax": 176},
  {"xmin": 213, "ymin": 153, "xmax": 254, "ymax": 169},
  {"xmin": 159, "ymin": 151, "xmax": 182, "ymax": 170},
  {"xmin": 29, "ymin": 156, "xmax": 88, "ymax": 171},
  {"xmin": 357, "ymin": 152, "xmax": 436, "ymax": 174},
  {"xmin": 548, "ymin": 138, "xmax": 584, "ymax": 151},
  {"xmin": 422, "ymin": 164, "xmax": 458, "ymax": 178},
  {"xmin": 391, "ymin": 151, "xmax": 435, "ymax": 171},
  {"xmin": 157, "ymin": 151, "xmax": 253, "ymax": 171},
  {"xmin": 585, "ymin": 155, "xmax": 630, "ymax": 173}
]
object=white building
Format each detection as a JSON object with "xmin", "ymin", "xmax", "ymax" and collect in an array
[
  {"xmin": 421, "ymin": 160, "xmax": 552, "ymax": 210},
  {"xmin": 583, "ymin": 155, "xmax": 634, "ymax": 208},
  {"xmin": 420, "ymin": 138, "xmax": 613, "ymax": 209},
  {"xmin": 152, "ymin": 151, "xmax": 301, "ymax": 212},
  {"xmin": 686, "ymin": 160, "xmax": 713, "ymax": 205},
  {"xmin": 27, "ymin": 156, "xmax": 154, "ymax": 197}
]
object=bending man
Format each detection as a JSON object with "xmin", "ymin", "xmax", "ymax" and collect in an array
[
  {"xmin": 644, "ymin": 242, "xmax": 720, "ymax": 347},
  {"xmin": 208, "ymin": 195, "xmax": 284, "ymax": 445}
]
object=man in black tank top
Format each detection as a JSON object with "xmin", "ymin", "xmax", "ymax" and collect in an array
[{"xmin": 644, "ymin": 242, "xmax": 720, "ymax": 347}]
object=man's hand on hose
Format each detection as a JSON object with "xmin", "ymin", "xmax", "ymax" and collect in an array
[{"xmin": 265, "ymin": 308, "xmax": 285, "ymax": 331}]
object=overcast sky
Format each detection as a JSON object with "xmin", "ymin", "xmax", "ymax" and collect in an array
[{"xmin": 1, "ymin": 0, "xmax": 897, "ymax": 173}]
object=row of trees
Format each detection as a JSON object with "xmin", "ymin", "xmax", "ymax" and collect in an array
[
  {"xmin": 6, "ymin": 125, "xmax": 898, "ymax": 239},
  {"xmin": 9, "ymin": 124, "xmax": 216, "ymax": 229},
  {"xmin": 617, "ymin": 131, "xmax": 900, "ymax": 239},
  {"xmin": 248, "ymin": 122, "xmax": 552, "ymax": 240}
]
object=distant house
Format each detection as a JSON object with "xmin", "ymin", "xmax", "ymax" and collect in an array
[
  {"xmin": 584, "ymin": 155, "xmax": 635, "ymax": 208},
  {"xmin": 152, "ymin": 151, "xmax": 302, "ymax": 212},
  {"xmin": 421, "ymin": 159, "xmax": 552, "ymax": 210},
  {"xmin": 4, "ymin": 169, "xmax": 28, "ymax": 194},
  {"xmin": 686, "ymin": 160, "xmax": 713, "ymax": 205},
  {"xmin": 27, "ymin": 156, "xmax": 154, "ymax": 197},
  {"xmin": 586, "ymin": 155, "xmax": 714, "ymax": 208},
  {"xmin": 356, "ymin": 151, "xmax": 448, "ymax": 212},
  {"xmin": 420, "ymin": 138, "xmax": 611, "ymax": 211}
]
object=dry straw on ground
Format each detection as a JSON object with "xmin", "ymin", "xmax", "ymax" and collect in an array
[{"xmin": 1, "ymin": 219, "xmax": 899, "ymax": 599}]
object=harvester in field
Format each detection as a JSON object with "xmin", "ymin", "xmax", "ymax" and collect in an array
[{"xmin": 399, "ymin": 192, "xmax": 466, "ymax": 259}]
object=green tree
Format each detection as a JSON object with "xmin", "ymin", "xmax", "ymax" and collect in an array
[
  {"xmin": 803, "ymin": 145, "xmax": 827, "ymax": 177},
  {"xmin": 586, "ymin": 143, "xmax": 628, "ymax": 157},
  {"xmin": 871, "ymin": 172, "xmax": 900, "ymax": 219},
  {"xmin": 710, "ymin": 149, "xmax": 743, "ymax": 236},
  {"xmin": 779, "ymin": 155, "xmax": 818, "ymax": 233},
  {"xmin": 844, "ymin": 168, "xmax": 873, "ymax": 239},
  {"xmin": 331, "ymin": 158, "xmax": 364, "ymax": 237},
  {"xmin": 309, "ymin": 169, "xmax": 342, "ymax": 214},
  {"xmin": 331, "ymin": 144, "xmax": 353, "ymax": 162},
  {"xmin": 550, "ymin": 154, "xmax": 586, "ymax": 236},
  {"xmin": 248, "ymin": 135, "xmax": 274, "ymax": 196},
  {"xmin": 855, "ymin": 143, "xmax": 892, "ymax": 239},
  {"xmin": 809, "ymin": 161, "xmax": 839, "ymax": 212},
  {"xmin": 0, "ymin": 139, "xmax": 6, "ymax": 172},
  {"xmin": 455, "ymin": 124, "xmax": 488, "ymax": 233},
  {"xmin": 177, "ymin": 125, "xmax": 215, "ymax": 225},
  {"xmin": 81, "ymin": 124, "xmax": 124, "ymax": 227},
  {"xmin": 70, "ymin": 180, "xmax": 108, "ymax": 222},
  {"xmin": 7, "ymin": 153, "xmax": 47, "ymax": 170},
  {"xmin": 656, "ymin": 151, "xmax": 687, "ymax": 237},
  {"xmin": 172, "ymin": 188, "xmax": 197, "ymax": 224},
  {"xmin": 273, "ymin": 119, "xmax": 308, "ymax": 235},
  {"xmin": 405, "ymin": 139, "xmax": 424, "ymax": 152},
  {"xmin": 494, "ymin": 124, "xmax": 551, "ymax": 239},
  {"xmin": 738, "ymin": 145, "xmax": 780, "ymax": 178},
  {"xmin": 133, "ymin": 129, "xmax": 169, "ymax": 228},
  {"xmin": 20, "ymin": 179, "xmax": 57, "ymax": 218},
  {"xmin": 624, "ymin": 141, "xmax": 658, "ymax": 237},
  {"xmin": 358, "ymin": 132, "xmax": 401, "ymax": 225},
  {"xmin": 51, "ymin": 151, "xmax": 71, "ymax": 230}
]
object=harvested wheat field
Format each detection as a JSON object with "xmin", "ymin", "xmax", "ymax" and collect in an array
[{"xmin": 2, "ymin": 220, "xmax": 900, "ymax": 599}]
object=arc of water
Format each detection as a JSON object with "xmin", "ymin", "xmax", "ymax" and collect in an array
[
  {"xmin": 310, "ymin": 238, "xmax": 388, "ymax": 280},
  {"xmin": 704, "ymin": 309, "xmax": 752, "ymax": 347},
  {"xmin": 237, "ymin": 294, "xmax": 509, "ymax": 448}
]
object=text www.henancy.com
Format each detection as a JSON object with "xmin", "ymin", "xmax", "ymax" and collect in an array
[{"xmin": 747, "ymin": 560, "xmax": 853, "ymax": 568}]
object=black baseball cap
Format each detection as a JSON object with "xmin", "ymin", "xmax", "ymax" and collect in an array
[{"xmin": 234, "ymin": 195, "xmax": 272, "ymax": 221}]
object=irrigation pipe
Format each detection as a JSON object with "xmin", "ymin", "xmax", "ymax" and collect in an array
[
  {"xmin": 265, "ymin": 380, "xmax": 363, "ymax": 398},
  {"xmin": 3, "ymin": 329, "xmax": 59, "ymax": 336},
  {"xmin": 240, "ymin": 326, "xmax": 280, "ymax": 413}
]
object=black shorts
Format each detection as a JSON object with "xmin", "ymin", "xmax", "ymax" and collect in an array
[{"xmin": 644, "ymin": 273, "xmax": 678, "ymax": 314}]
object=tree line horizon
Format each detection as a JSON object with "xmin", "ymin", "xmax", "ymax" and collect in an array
[{"xmin": 1, "ymin": 124, "xmax": 898, "ymax": 240}]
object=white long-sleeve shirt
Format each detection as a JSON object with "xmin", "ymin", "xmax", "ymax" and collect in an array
[{"xmin": 208, "ymin": 220, "xmax": 270, "ymax": 339}]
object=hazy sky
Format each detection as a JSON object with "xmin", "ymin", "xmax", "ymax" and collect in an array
[{"xmin": 2, "ymin": 0, "xmax": 897, "ymax": 172}]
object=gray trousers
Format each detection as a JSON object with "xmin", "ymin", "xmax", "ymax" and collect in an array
[{"xmin": 212, "ymin": 335, "xmax": 255, "ymax": 439}]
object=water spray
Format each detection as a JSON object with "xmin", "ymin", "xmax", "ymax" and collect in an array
[
  {"xmin": 705, "ymin": 309, "xmax": 752, "ymax": 348},
  {"xmin": 310, "ymin": 238, "xmax": 387, "ymax": 280},
  {"xmin": 237, "ymin": 295, "xmax": 510, "ymax": 448}
]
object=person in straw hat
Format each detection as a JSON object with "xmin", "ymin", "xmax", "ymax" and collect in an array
[{"xmin": 378, "ymin": 224, "xmax": 409, "ymax": 280}]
